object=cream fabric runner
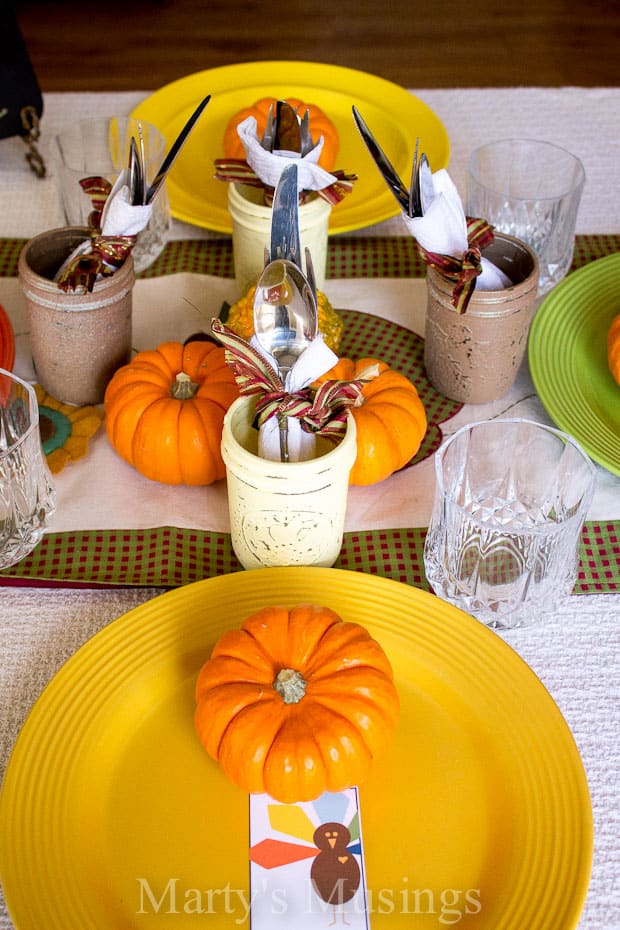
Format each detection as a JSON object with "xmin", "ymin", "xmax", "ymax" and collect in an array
[
  {"xmin": 1, "ymin": 88, "xmax": 619, "ymax": 239},
  {"xmin": 3, "ymin": 272, "xmax": 620, "ymax": 534}
]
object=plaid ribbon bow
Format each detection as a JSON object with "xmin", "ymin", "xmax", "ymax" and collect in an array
[
  {"xmin": 211, "ymin": 318, "xmax": 364, "ymax": 440},
  {"xmin": 416, "ymin": 216, "xmax": 496, "ymax": 313},
  {"xmin": 56, "ymin": 176, "xmax": 136, "ymax": 293},
  {"xmin": 214, "ymin": 158, "xmax": 357, "ymax": 205}
]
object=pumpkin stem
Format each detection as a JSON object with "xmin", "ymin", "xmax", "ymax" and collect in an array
[
  {"xmin": 273, "ymin": 668, "xmax": 307, "ymax": 704},
  {"xmin": 352, "ymin": 363, "xmax": 382, "ymax": 407},
  {"xmin": 171, "ymin": 371, "xmax": 199, "ymax": 400},
  {"xmin": 356, "ymin": 363, "xmax": 382, "ymax": 381}
]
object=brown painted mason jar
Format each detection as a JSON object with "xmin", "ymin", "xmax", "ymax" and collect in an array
[
  {"xmin": 424, "ymin": 233, "xmax": 539, "ymax": 404},
  {"xmin": 18, "ymin": 226, "xmax": 135, "ymax": 406}
]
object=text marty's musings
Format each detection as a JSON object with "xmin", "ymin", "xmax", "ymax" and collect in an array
[{"xmin": 136, "ymin": 877, "xmax": 482, "ymax": 925}]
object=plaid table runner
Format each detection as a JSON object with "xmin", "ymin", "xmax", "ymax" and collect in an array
[
  {"xmin": 1, "ymin": 234, "xmax": 619, "ymax": 591},
  {"xmin": 1, "ymin": 233, "xmax": 618, "ymax": 280}
]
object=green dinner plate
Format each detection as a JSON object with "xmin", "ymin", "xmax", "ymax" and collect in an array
[
  {"xmin": 528, "ymin": 252, "xmax": 620, "ymax": 476},
  {"xmin": 131, "ymin": 60, "xmax": 449, "ymax": 234}
]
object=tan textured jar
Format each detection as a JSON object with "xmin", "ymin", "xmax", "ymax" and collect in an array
[
  {"xmin": 18, "ymin": 227, "xmax": 135, "ymax": 406},
  {"xmin": 424, "ymin": 233, "xmax": 539, "ymax": 404}
]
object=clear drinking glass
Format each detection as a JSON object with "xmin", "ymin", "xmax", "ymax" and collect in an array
[
  {"xmin": 0, "ymin": 369, "xmax": 56, "ymax": 570},
  {"xmin": 465, "ymin": 139, "xmax": 585, "ymax": 295},
  {"xmin": 424, "ymin": 419, "xmax": 596, "ymax": 629},
  {"xmin": 53, "ymin": 116, "xmax": 171, "ymax": 273}
]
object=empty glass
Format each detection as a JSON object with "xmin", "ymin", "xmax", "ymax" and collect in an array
[
  {"xmin": 53, "ymin": 116, "xmax": 171, "ymax": 273},
  {"xmin": 0, "ymin": 369, "xmax": 56, "ymax": 570},
  {"xmin": 466, "ymin": 139, "xmax": 585, "ymax": 295},
  {"xmin": 424, "ymin": 419, "xmax": 596, "ymax": 629}
]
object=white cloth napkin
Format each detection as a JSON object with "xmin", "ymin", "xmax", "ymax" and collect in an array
[
  {"xmin": 100, "ymin": 169, "xmax": 153, "ymax": 236},
  {"xmin": 249, "ymin": 334, "xmax": 339, "ymax": 462},
  {"xmin": 54, "ymin": 169, "xmax": 154, "ymax": 284},
  {"xmin": 237, "ymin": 116, "xmax": 338, "ymax": 192},
  {"xmin": 401, "ymin": 168, "xmax": 512, "ymax": 290}
]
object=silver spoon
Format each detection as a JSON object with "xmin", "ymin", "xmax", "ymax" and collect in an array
[{"xmin": 253, "ymin": 258, "xmax": 318, "ymax": 462}]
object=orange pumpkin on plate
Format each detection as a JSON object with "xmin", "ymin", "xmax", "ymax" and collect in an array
[
  {"xmin": 195, "ymin": 604, "xmax": 400, "ymax": 803},
  {"xmin": 222, "ymin": 97, "xmax": 339, "ymax": 171}
]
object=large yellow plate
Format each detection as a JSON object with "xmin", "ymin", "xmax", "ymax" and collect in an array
[
  {"xmin": 130, "ymin": 61, "xmax": 450, "ymax": 233},
  {"xmin": 0, "ymin": 569, "xmax": 591, "ymax": 929}
]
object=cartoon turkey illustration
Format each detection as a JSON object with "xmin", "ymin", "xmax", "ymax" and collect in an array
[
  {"xmin": 311, "ymin": 821, "xmax": 361, "ymax": 910},
  {"xmin": 249, "ymin": 789, "xmax": 365, "ymax": 925}
]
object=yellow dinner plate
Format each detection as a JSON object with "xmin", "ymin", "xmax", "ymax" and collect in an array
[
  {"xmin": 130, "ymin": 61, "xmax": 450, "ymax": 233},
  {"xmin": 0, "ymin": 569, "xmax": 591, "ymax": 929}
]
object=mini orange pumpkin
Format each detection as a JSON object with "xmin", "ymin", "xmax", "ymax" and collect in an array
[
  {"xmin": 195, "ymin": 604, "xmax": 399, "ymax": 803},
  {"xmin": 222, "ymin": 97, "xmax": 339, "ymax": 171},
  {"xmin": 608, "ymin": 313, "xmax": 620, "ymax": 386},
  {"xmin": 317, "ymin": 357, "xmax": 427, "ymax": 486},
  {"xmin": 104, "ymin": 340, "xmax": 240, "ymax": 485}
]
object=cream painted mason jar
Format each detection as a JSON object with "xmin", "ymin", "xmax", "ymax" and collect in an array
[
  {"xmin": 221, "ymin": 396, "xmax": 356, "ymax": 570},
  {"xmin": 227, "ymin": 183, "xmax": 331, "ymax": 297}
]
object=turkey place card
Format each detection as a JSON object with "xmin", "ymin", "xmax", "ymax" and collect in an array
[{"xmin": 249, "ymin": 788, "xmax": 370, "ymax": 928}]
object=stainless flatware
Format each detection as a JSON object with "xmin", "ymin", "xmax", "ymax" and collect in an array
[
  {"xmin": 254, "ymin": 164, "xmax": 319, "ymax": 461},
  {"xmin": 260, "ymin": 103, "xmax": 276, "ymax": 151},
  {"xmin": 128, "ymin": 136, "xmax": 144, "ymax": 206},
  {"xmin": 353, "ymin": 108, "xmax": 434, "ymax": 218},
  {"xmin": 269, "ymin": 163, "xmax": 302, "ymax": 266},
  {"xmin": 253, "ymin": 257, "xmax": 318, "ymax": 462},
  {"xmin": 137, "ymin": 122, "xmax": 147, "ymax": 204},
  {"xmin": 418, "ymin": 152, "xmax": 435, "ymax": 213},
  {"xmin": 299, "ymin": 109, "xmax": 314, "ymax": 156},
  {"xmin": 145, "ymin": 94, "xmax": 211, "ymax": 204},
  {"xmin": 273, "ymin": 100, "xmax": 301, "ymax": 153},
  {"xmin": 352, "ymin": 105, "xmax": 410, "ymax": 213}
]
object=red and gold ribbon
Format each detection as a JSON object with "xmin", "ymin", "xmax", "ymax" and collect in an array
[
  {"xmin": 210, "ymin": 318, "xmax": 364, "ymax": 440},
  {"xmin": 214, "ymin": 158, "xmax": 357, "ymax": 205},
  {"xmin": 416, "ymin": 216, "xmax": 496, "ymax": 314},
  {"xmin": 56, "ymin": 176, "xmax": 136, "ymax": 293}
]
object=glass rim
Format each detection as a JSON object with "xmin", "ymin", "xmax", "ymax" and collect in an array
[
  {"xmin": 467, "ymin": 137, "xmax": 586, "ymax": 203},
  {"xmin": 0, "ymin": 367, "xmax": 40, "ymax": 456},
  {"xmin": 53, "ymin": 116, "xmax": 167, "ymax": 171},
  {"xmin": 55, "ymin": 115, "xmax": 165, "ymax": 139},
  {"xmin": 434, "ymin": 417, "xmax": 597, "ymax": 531}
]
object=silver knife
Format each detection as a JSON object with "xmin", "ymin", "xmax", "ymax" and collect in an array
[
  {"xmin": 352, "ymin": 105, "xmax": 410, "ymax": 213},
  {"xmin": 270, "ymin": 163, "xmax": 301, "ymax": 267},
  {"xmin": 146, "ymin": 94, "xmax": 211, "ymax": 204},
  {"xmin": 128, "ymin": 136, "xmax": 144, "ymax": 206}
]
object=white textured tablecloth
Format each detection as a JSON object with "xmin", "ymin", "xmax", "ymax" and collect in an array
[
  {"xmin": 1, "ymin": 87, "xmax": 619, "ymax": 239},
  {"xmin": 1, "ymin": 88, "xmax": 619, "ymax": 930}
]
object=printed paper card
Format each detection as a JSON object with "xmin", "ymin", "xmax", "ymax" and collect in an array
[{"xmin": 249, "ymin": 787, "xmax": 370, "ymax": 928}]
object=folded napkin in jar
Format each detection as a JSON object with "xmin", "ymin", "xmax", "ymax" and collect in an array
[
  {"xmin": 250, "ymin": 334, "xmax": 339, "ymax": 461},
  {"xmin": 99, "ymin": 169, "xmax": 153, "ymax": 236},
  {"xmin": 402, "ymin": 168, "xmax": 511, "ymax": 297},
  {"xmin": 55, "ymin": 170, "xmax": 152, "ymax": 292},
  {"xmin": 211, "ymin": 318, "xmax": 363, "ymax": 464},
  {"xmin": 236, "ymin": 116, "xmax": 338, "ymax": 193}
]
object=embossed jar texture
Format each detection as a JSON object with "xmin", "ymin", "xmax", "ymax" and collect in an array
[
  {"xmin": 221, "ymin": 396, "xmax": 356, "ymax": 570},
  {"xmin": 18, "ymin": 226, "xmax": 135, "ymax": 406},
  {"xmin": 424, "ymin": 233, "xmax": 539, "ymax": 404}
]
